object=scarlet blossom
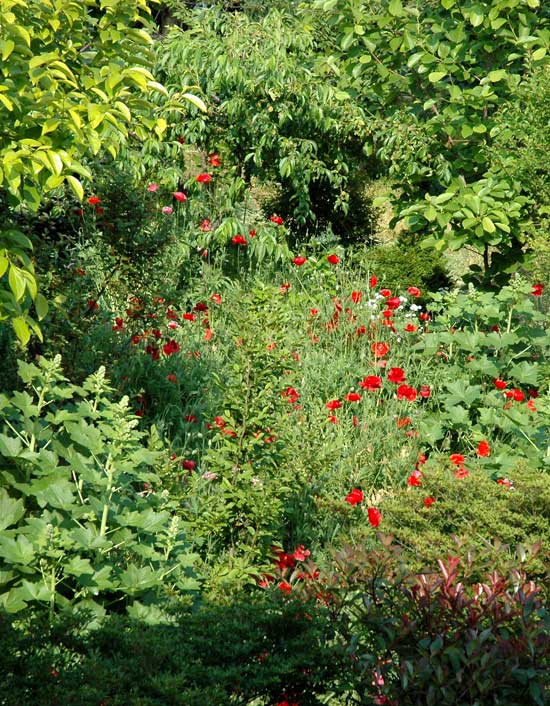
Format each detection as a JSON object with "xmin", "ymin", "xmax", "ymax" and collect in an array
[
  {"xmin": 404, "ymin": 323, "xmax": 417, "ymax": 332},
  {"xmin": 177, "ymin": 136, "xmax": 184, "ymax": 144},
  {"xmin": 386, "ymin": 296, "xmax": 401, "ymax": 310},
  {"xmin": 380, "ymin": 288, "xmax": 392, "ymax": 297},
  {"xmin": 368, "ymin": 507, "xmax": 382, "ymax": 527},
  {"xmin": 527, "ymin": 399, "xmax": 537, "ymax": 412},
  {"xmin": 162, "ymin": 339, "xmax": 180, "ymax": 356},
  {"xmin": 497, "ymin": 477, "xmax": 514, "ymax": 489},
  {"xmin": 87, "ymin": 299, "xmax": 99, "ymax": 311},
  {"xmin": 196, "ymin": 173, "xmax": 212, "ymax": 183},
  {"xmin": 419, "ymin": 385, "xmax": 431, "ymax": 398},
  {"xmin": 204, "ymin": 328, "xmax": 213, "ymax": 341},
  {"xmin": 532, "ymin": 283, "xmax": 544, "ymax": 296},
  {"xmin": 208, "ymin": 152, "xmax": 221, "ymax": 167},
  {"xmin": 278, "ymin": 581, "xmax": 292, "ymax": 595},
  {"xmin": 345, "ymin": 392, "xmax": 362, "ymax": 402},
  {"xmin": 292, "ymin": 256, "xmax": 307, "ymax": 266},
  {"xmin": 387, "ymin": 367, "xmax": 406, "ymax": 384},
  {"xmin": 356, "ymin": 325, "xmax": 367, "ymax": 335},
  {"xmin": 327, "ymin": 415, "xmax": 339, "ymax": 424},
  {"xmin": 370, "ymin": 275, "xmax": 378, "ymax": 288},
  {"xmin": 249, "ymin": 229, "xmax": 257, "ymax": 237},
  {"xmin": 424, "ymin": 496, "xmax": 436, "ymax": 507},
  {"xmin": 419, "ymin": 312, "xmax": 431, "ymax": 321},
  {"xmin": 309, "ymin": 308, "xmax": 319, "ymax": 316},
  {"xmin": 270, "ymin": 215, "xmax": 284, "ymax": 225},
  {"xmin": 454, "ymin": 467, "xmax": 469, "ymax": 479},
  {"xmin": 327, "ymin": 254, "xmax": 340, "ymax": 265},
  {"xmin": 183, "ymin": 313, "xmax": 196, "ymax": 322},
  {"xmin": 397, "ymin": 417, "xmax": 411, "ymax": 428},
  {"xmin": 477, "ymin": 440, "xmax": 491, "ymax": 457},
  {"xmin": 407, "ymin": 286, "xmax": 421, "ymax": 297},
  {"xmin": 87, "ymin": 195, "xmax": 100, "ymax": 205},
  {"xmin": 505, "ymin": 389, "xmax": 525, "ymax": 402},
  {"xmin": 417, "ymin": 453, "xmax": 427, "ymax": 466},
  {"xmin": 232, "ymin": 234, "xmax": 247, "ymax": 246},
  {"xmin": 181, "ymin": 460, "xmax": 196, "ymax": 471},
  {"xmin": 131, "ymin": 334, "xmax": 141, "ymax": 345},
  {"xmin": 326, "ymin": 399, "xmax": 342, "ymax": 411},
  {"xmin": 112, "ymin": 317, "xmax": 124, "ymax": 331},
  {"xmin": 397, "ymin": 384, "xmax": 417, "ymax": 401},
  {"xmin": 74, "ymin": 267, "xmax": 85, "ymax": 275},
  {"xmin": 345, "ymin": 488, "xmax": 364, "ymax": 506},
  {"xmin": 352, "ymin": 415, "xmax": 359, "ymax": 427},
  {"xmin": 351, "ymin": 291, "xmax": 362, "ymax": 303},
  {"xmin": 200, "ymin": 219, "xmax": 211, "ymax": 231},
  {"xmin": 147, "ymin": 183, "xmax": 158, "ymax": 192},
  {"xmin": 280, "ymin": 283, "xmax": 291, "ymax": 294},
  {"xmin": 382, "ymin": 310, "xmax": 393, "ymax": 319},
  {"xmin": 371, "ymin": 342, "xmax": 389, "ymax": 358},
  {"xmin": 211, "ymin": 293, "xmax": 222, "ymax": 305},
  {"xmin": 184, "ymin": 415, "xmax": 197, "ymax": 422},
  {"xmin": 449, "ymin": 453, "xmax": 465, "ymax": 465},
  {"xmin": 173, "ymin": 191, "xmax": 187, "ymax": 202},
  {"xmin": 407, "ymin": 469, "xmax": 422, "ymax": 486},
  {"xmin": 360, "ymin": 375, "xmax": 382, "ymax": 391},
  {"xmin": 273, "ymin": 549, "xmax": 296, "ymax": 569},
  {"xmin": 162, "ymin": 206, "xmax": 173, "ymax": 215},
  {"xmin": 494, "ymin": 378, "xmax": 507, "ymax": 390},
  {"xmin": 194, "ymin": 301, "xmax": 208, "ymax": 312},
  {"xmin": 293, "ymin": 545, "xmax": 311, "ymax": 561}
]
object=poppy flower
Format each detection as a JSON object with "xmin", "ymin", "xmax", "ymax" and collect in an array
[
  {"xmin": 184, "ymin": 415, "xmax": 197, "ymax": 422},
  {"xmin": 380, "ymin": 288, "xmax": 392, "ymax": 297},
  {"xmin": 449, "ymin": 453, "xmax": 465, "ymax": 465},
  {"xmin": 249, "ymin": 229, "xmax": 257, "ymax": 237},
  {"xmin": 95, "ymin": 206, "xmax": 104, "ymax": 215},
  {"xmin": 293, "ymin": 545, "xmax": 311, "ymax": 561},
  {"xmin": 356, "ymin": 325, "xmax": 367, "ymax": 335},
  {"xmin": 345, "ymin": 488, "xmax": 364, "ymax": 506},
  {"xmin": 454, "ymin": 467, "xmax": 469, "ymax": 479},
  {"xmin": 147, "ymin": 183, "xmax": 158, "ymax": 192},
  {"xmin": 112, "ymin": 317, "xmax": 124, "ymax": 331},
  {"xmin": 359, "ymin": 375, "xmax": 382, "ymax": 391},
  {"xmin": 199, "ymin": 219, "xmax": 211, "ymax": 231},
  {"xmin": 345, "ymin": 392, "xmax": 361, "ymax": 402},
  {"xmin": 497, "ymin": 477, "xmax": 514, "ymax": 489},
  {"xmin": 386, "ymin": 296, "xmax": 401, "ymax": 310},
  {"xmin": 397, "ymin": 417, "xmax": 411, "ymax": 428},
  {"xmin": 196, "ymin": 173, "xmax": 212, "ymax": 183},
  {"xmin": 477, "ymin": 440, "xmax": 490, "ymax": 457},
  {"xmin": 162, "ymin": 206, "xmax": 173, "ymax": 215},
  {"xmin": 270, "ymin": 215, "xmax": 284, "ymax": 225},
  {"xmin": 527, "ymin": 399, "xmax": 537, "ymax": 412},
  {"xmin": 181, "ymin": 460, "xmax": 196, "ymax": 471},
  {"xmin": 532, "ymin": 283, "xmax": 544, "ymax": 296},
  {"xmin": 326, "ymin": 399, "xmax": 342, "ymax": 411},
  {"xmin": 407, "ymin": 286, "xmax": 421, "ymax": 297},
  {"xmin": 210, "ymin": 293, "xmax": 222, "ymax": 305},
  {"xmin": 278, "ymin": 581, "xmax": 292, "ymax": 595},
  {"xmin": 183, "ymin": 313, "xmax": 196, "ymax": 321},
  {"xmin": 87, "ymin": 196, "xmax": 100, "ymax": 205},
  {"xmin": 351, "ymin": 291, "xmax": 362, "ymax": 303},
  {"xmin": 494, "ymin": 378, "xmax": 507, "ymax": 390},
  {"xmin": 407, "ymin": 470, "xmax": 422, "ymax": 486},
  {"xmin": 418, "ymin": 385, "xmax": 430, "ymax": 398},
  {"xmin": 387, "ymin": 367, "xmax": 406, "ymax": 384},
  {"xmin": 327, "ymin": 254, "xmax": 340, "ymax": 265},
  {"xmin": 371, "ymin": 342, "xmax": 389, "ymax": 358},
  {"xmin": 292, "ymin": 256, "xmax": 307, "ymax": 266},
  {"xmin": 208, "ymin": 152, "xmax": 221, "ymax": 167},
  {"xmin": 368, "ymin": 507, "xmax": 382, "ymax": 527},
  {"xmin": 419, "ymin": 312, "xmax": 431, "ymax": 321},
  {"xmin": 87, "ymin": 299, "xmax": 99, "ymax": 311},
  {"xmin": 369, "ymin": 275, "xmax": 378, "ymax": 287},
  {"xmin": 173, "ymin": 191, "xmax": 187, "ymax": 202},
  {"xmin": 397, "ymin": 384, "xmax": 417, "ymax": 401},
  {"xmin": 404, "ymin": 323, "xmax": 417, "ymax": 332},
  {"xmin": 424, "ymin": 496, "xmax": 436, "ymax": 507},
  {"xmin": 163, "ymin": 339, "xmax": 180, "ymax": 356},
  {"xmin": 232, "ymin": 235, "xmax": 247, "ymax": 246}
]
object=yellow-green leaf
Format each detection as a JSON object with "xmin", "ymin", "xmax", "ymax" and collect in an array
[
  {"xmin": 482, "ymin": 216, "xmax": 496, "ymax": 233},
  {"xmin": 34, "ymin": 293, "xmax": 49, "ymax": 320},
  {"xmin": 66, "ymin": 175, "xmax": 84, "ymax": 201},
  {"xmin": 182, "ymin": 92, "xmax": 207, "ymax": 112},
  {"xmin": 8, "ymin": 265, "xmax": 26, "ymax": 301},
  {"xmin": 12, "ymin": 317, "xmax": 31, "ymax": 346}
]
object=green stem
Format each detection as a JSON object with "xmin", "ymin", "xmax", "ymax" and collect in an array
[{"xmin": 100, "ymin": 456, "xmax": 114, "ymax": 537}]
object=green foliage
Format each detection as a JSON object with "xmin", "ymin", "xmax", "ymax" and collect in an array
[{"xmin": 0, "ymin": 356, "xmax": 199, "ymax": 619}]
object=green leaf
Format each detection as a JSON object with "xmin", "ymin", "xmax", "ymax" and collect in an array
[
  {"xmin": 66, "ymin": 175, "xmax": 84, "ymax": 201},
  {"xmin": 12, "ymin": 317, "xmax": 31, "ymax": 345},
  {"xmin": 532, "ymin": 47, "xmax": 547, "ymax": 61},
  {"xmin": 0, "ymin": 489, "xmax": 25, "ymax": 531},
  {"xmin": 482, "ymin": 216, "xmax": 496, "ymax": 233},
  {"xmin": 0, "ymin": 535, "xmax": 35, "ymax": 566},
  {"xmin": 34, "ymin": 293, "xmax": 48, "ymax": 320},
  {"xmin": 182, "ymin": 92, "xmax": 207, "ymax": 112},
  {"xmin": 8, "ymin": 265, "xmax": 26, "ymax": 301},
  {"xmin": 388, "ymin": 0, "xmax": 405, "ymax": 16},
  {"xmin": 428, "ymin": 71, "xmax": 447, "ymax": 83}
]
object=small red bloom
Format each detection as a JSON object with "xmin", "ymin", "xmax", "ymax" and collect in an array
[
  {"xmin": 477, "ymin": 440, "xmax": 490, "ymax": 457},
  {"xmin": 532, "ymin": 283, "xmax": 544, "ymax": 296},
  {"xmin": 183, "ymin": 312, "xmax": 196, "ymax": 321},
  {"xmin": 327, "ymin": 254, "xmax": 340, "ymax": 265},
  {"xmin": 249, "ymin": 229, "xmax": 256, "ymax": 237},
  {"xmin": 407, "ymin": 286, "xmax": 421, "ymax": 297},
  {"xmin": 270, "ymin": 214, "xmax": 284, "ymax": 225},
  {"xmin": 497, "ymin": 477, "xmax": 514, "ymax": 489},
  {"xmin": 184, "ymin": 415, "xmax": 197, "ymax": 422},
  {"xmin": 345, "ymin": 392, "xmax": 361, "ymax": 402},
  {"xmin": 386, "ymin": 296, "xmax": 401, "ymax": 310},
  {"xmin": 419, "ymin": 385, "xmax": 431, "ymax": 398},
  {"xmin": 449, "ymin": 453, "xmax": 465, "ymax": 465},
  {"xmin": 369, "ymin": 275, "xmax": 378, "ymax": 288},
  {"xmin": 232, "ymin": 234, "xmax": 247, "ymax": 246},
  {"xmin": 345, "ymin": 488, "xmax": 364, "ymax": 506},
  {"xmin": 163, "ymin": 339, "xmax": 180, "ymax": 356},
  {"xmin": 95, "ymin": 206, "xmax": 104, "ymax": 215},
  {"xmin": 368, "ymin": 507, "xmax": 382, "ymax": 527},
  {"xmin": 454, "ymin": 467, "xmax": 469, "ymax": 479},
  {"xmin": 494, "ymin": 378, "xmax": 507, "ymax": 390},
  {"xmin": 87, "ymin": 299, "xmax": 99, "ymax": 311},
  {"xmin": 527, "ymin": 399, "xmax": 537, "ymax": 412},
  {"xmin": 326, "ymin": 399, "xmax": 342, "ymax": 411},
  {"xmin": 292, "ymin": 256, "xmax": 307, "ymax": 266},
  {"xmin": 419, "ymin": 312, "xmax": 431, "ymax": 321},
  {"xmin": 210, "ymin": 293, "xmax": 222, "ymax": 305},
  {"xmin": 196, "ymin": 173, "xmax": 212, "ymax": 183},
  {"xmin": 423, "ymin": 496, "xmax": 436, "ymax": 507},
  {"xmin": 387, "ymin": 367, "xmax": 406, "ymax": 384},
  {"xmin": 112, "ymin": 317, "xmax": 124, "ymax": 332},
  {"xmin": 371, "ymin": 342, "xmax": 389, "ymax": 358},
  {"xmin": 278, "ymin": 581, "xmax": 292, "ymax": 595},
  {"xmin": 380, "ymin": 288, "xmax": 392, "ymax": 297},
  {"xmin": 181, "ymin": 460, "xmax": 196, "ymax": 471},
  {"xmin": 407, "ymin": 469, "xmax": 422, "ymax": 486},
  {"xmin": 309, "ymin": 308, "xmax": 319, "ymax": 316},
  {"xmin": 404, "ymin": 323, "xmax": 417, "ymax": 332},
  {"xmin": 200, "ymin": 219, "xmax": 212, "ymax": 231},
  {"xmin": 173, "ymin": 191, "xmax": 187, "ymax": 202},
  {"xmin": 208, "ymin": 152, "xmax": 221, "ymax": 167},
  {"xmin": 396, "ymin": 384, "xmax": 417, "ymax": 401},
  {"xmin": 397, "ymin": 417, "xmax": 411, "ymax": 428},
  {"xmin": 360, "ymin": 375, "xmax": 382, "ymax": 391},
  {"xmin": 293, "ymin": 545, "xmax": 311, "ymax": 561},
  {"xmin": 351, "ymin": 291, "xmax": 362, "ymax": 304},
  {"xmin": 87, "ymin": 196, "xmax": 100, "ymax": 205}
]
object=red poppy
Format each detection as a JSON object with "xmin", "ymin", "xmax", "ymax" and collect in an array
[
  {"xmin": 477, "ymin": 440, "xmax": 490, "ymax": 457},
  {"xmin": 204, "ymin": 328, "xmax": 213, "ymax": 341},
  {"xmin": 368, "ymin": 507, "xmax": 382, "ymax": 527},
  {"xmin": 419, "ymin": 312, "xmax": 431, "ymax": 321},
  {"xmin": 345, "ymin": 392, "xmax": 361, "ymax": 402},
  {"xmin": 386, "ymin": 296, "xmax": 401, "ymax": 310},
  {"xmin": 532, "ymin": 283, "xmax": 544, "ymax": 296},
  {"xmin": 387, "ymin": 367, "xmax": 405, "ymax": 384},
  {"xmin": 404, "ymin": 323, "xmax": 417, "ymax": 332},
  {"xmin": 208, "ymin": 152, "xmax": 221, "ymax": 167},
  {"xmin": 454, "ymin": 467, "xmax": 469, "ymax": 479},
  {"xmin": 424, "ymin": 496, "xmax": 436, "ymax": 507},
  {"xmin": 112, "ymin": 317, "xmax": 124, "ymax": 332},
  {"xmin": 419, "ymin": 385, "xmax": 431, "ymax": 398},
  {"xmin": 397, "ymin": 384, "xmax": 417, "ymax": 401},
  {"xmin": 369, "ymin": 275, "xmax": 378, "ymax": 288},
  {"xmin": 270, "ymin": 215, "xmax": 284, "ymax": 225},
  {"xmin": 87, "ymin": 196, "xmax": 100, "ymax": 205},
  {"xmin": 359, "ymin": 375, "xmax": 382, "ymax": 391},
  {"xmin": 351, "ymin": 291, "xmax": 362, "ymax": 303},
  {"xmin": 326, "ymin": 399, "xmax": 342, "ymax": 411},
  {"xmin": 278, "ymin": 581, "xmax": 292, "ymax": 595},
  {"xmin": 232, "ymin": 235, "xmax": 247, "ymax": 246},
  {"xmin": 494, "ymin": 378, "xmax": 507, "ymax": 390},
  {"xmin": 327, "ymin": 415, "xmax": 339, "ymax": 424},
  {"xmin": 87, "ymin": 299, "xmax": 99, "ymax": 311},
  {"xmin": 497, "ymin": 477, "xmax": 514, "ymax": 489},
  {"xmin": 397, "ymin": 417, "xmax": 411, "ymax": 428},
  {"xmin": 163, "ymin": 339, "xmax": 180, "ymax": 356},
  {"xmin": 293, "ymin": 545, "xmax": 311, "ymax": 561},
  {"xmin": 181, "ymin": 460, "xmax": 196, "ymax": 471},
  {"xmin": 196, "ymin": 173, "xmax": 212, "ymax": 183},
  {"xmin": 292, "ymin": 256, "xmax": 307, "ymax": 266},
  {"xmin": 407, "ymin": 286, "xmax": 421, "ymax": 297},
  {"xmin": 407, "ymin": 470, "xmax": 422, "ymax": 486},
  {"xmin": 249, "ymin": 229, "xmax": 257, "ymax": 237},
  {"xmin": 345, "ymin": 488, "xmax": 364, "ymax": 506},
  {"xmin": 380, "ymin": 288, "xmax": 392, "ymax": 297},
  {"xmin": 309, "ymin": 308, "xmax": 319, "ymax": 316},
  {"xmin": 183, "ymin": 313, "xmax": 196, "ymax": 321},
  {"xmin": 356, "ymin": 325, "xmax": 367, "ymax": 335},
  {"xmin": 173, "ymin": 191, "xmax": 187, "ymax": 202},
  {"xmin": 371, "ymin": 342, "xmax": 389, "ymax": 358},
  {"xmin": 327, "ymin": 254, "xmax": 340, "ymax": 265},
  {"xmin": 527, "ymin": 399, "xmax": 537, "ymax": 412},
  {"xmin": 177, "ymin": 136, "xmax": 185, "ymax": 144},
  {"xmin": 184, "ymin": 415, "xmax": 197, "ymax": 422},
  {"xmin": 449, "ymin": 453, "xmax": 465, "ymax": 465},
  {"xmin": 210, "ymin": 293, "xmax": 222, "ymax": 305},
  {"xmin": 505, "ymin": 389, "xmax": 525, "ymax": 402},
  {"xmin": 95, "ymin": 206, "xmax": 104, "ymax": 215}
]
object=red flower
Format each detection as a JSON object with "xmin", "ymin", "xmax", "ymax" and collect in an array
[
  {"xmin": 293, "ymin": 545, "xmax": 311, "ymax": 561},
  {"xmin": 380, "ymin": 288, "xmax": 392, "ymax": 297},
  {"xmin": 232, "ymin": 235, "xmax": 247, "ymax": 246},
  {"xmin": 424, "ymin": 496, "xmax": 436, "ymax": 507},
  {"xmin": 532, "ymin": 283, "xmax": 544, "ymax": 296},
  {"xmin": 249, "ymin": 229, "xmax": 256, "ymax": 237},
  {"xmin": 345, "ymin": 392, "xmax": 361, "ymax": 402},
  {"xmin": 278, "ymin": 581, "xmax": 292, "ymax": 595},
  {"xmin": 449, "ymin": 453, "xmax": 465, "ymax": 465},
  {"xmin": 404, "ymin": 323, "xmax": 417, "ymax": 332},
  {"xmin": 419, "ymin": 385, "xmax": 431, "ymax": 398},
  {"xmin": 208, "ymin": 152, "xmax": 221, "ymax": 167},
  {"xmin": 196, "ymin": 173, "xmax": 212, "ymax": 183},
  {"xmin": 199, "ymin": 219, "xmax": 211, "ymax": 231},
  {"xmin": 407, "ymin": 470, "xmax": 422, "ymax": 486},
  {"xmin": 477, "ymin": 440, "xmax": 490, "ymax": 457},
  {"xmin": 527, "ymin": 399, "xmax": 537, "ymax": 412},
  {"xmin": 345, "ymin": 488, "xmax": 364, "ymax": 506},
  {"xmin": 327, "ymin": 415, "xmax": 339, "ymax": 424},
  {"xmin": 163, "ymin": 339, "xmax": 180, "ymax": 356},
  {"xmin": 513, "ymin": 389, "xmax": 525, "ymax": 402},
  {"xmin": 327, "ymin": 254, "xmax": 340, "ymax": 265},
  {"xmin": 310, "ymin": 308, "xmax": 319, "ymax": 316},
  {"xmin": 270, "ymin": 214, "xmax": 284, "ymax": 225},
  {"xmin": 371, "ymin": 342, "xmax": 389, "ymax": 358},
  {"xmin": 87, "ymin": 299, "xmax": 99, "ymax": 311},
  {"xmin": 396, "ymin": 384, "xmax": 417, "ymax": 401},
  {"xmin": 386, "ymin": 296, "xmax": 401, "ymax": 310},
  {"xmin": 95, "ymin": 206, "xmax": 104, "ymax": 215},
  {"xmin": 407, "ymin": 286, "xmax": 421, "ymax": 297},
  {"xmin": 387, "ymin": 367, "xmax": 405, "ymax": 384},
  {"xmin": 112, "ymin": 317, "xmax": 124, "ymax": 332},
  {"xmin": 359, "ymin": 375, "xmax": 382, "ymax": 391},
  {"xmin": 181, "ymin": 460, "xmax": 196, "ymax": 471},
  {"xmin": 184, "ymin": 415, "xmax": 197, "ymax": 422},
  {"xmin": 351, "ymin": 291, "xmax": 362, "ymax": 303},
  {"xmin": 454, "ymin": 467, "xmax": 469, "ymax": 479},
  {"xmin": 497, "ymin": 477, "xmax": 514, "ymax": 489},
  {"xmin": 183, "ymin": 312, "xmax": 196, "ymax": 321},
  {"xmin": 87, "ymin": 195, "xmax": 100, "ymax": 205},
  {"xmin": 419, "ymin": 312, "xmax": 431, "ymax": 321},
  {"xmin": 369, "ymin": 275, "xmax": 378, "ymax": 288},
  {"xmin": 368, "ymin": 507, "xmax": 382, "ymax": 527},
  {"xmin": 173, "ymin": 191, "xmax": 187, "ymax": 202},
  {"xmin": 292, "ymin": 256, "xmax": 307, "ymax": 266},
  {"xmin": 210, "ymin": 293, "xmax": 222, "ymax": 305},
  {"xmin": 396, "ymin": 417, "xmax": 411, "ymax": 428},
  {"xmin": 325, "ymin": 399, "xmax": 342, "ymax": 411},
  {"xmin": 494, "ymin": 378, "xmax": 507, "ymax": 390}
]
